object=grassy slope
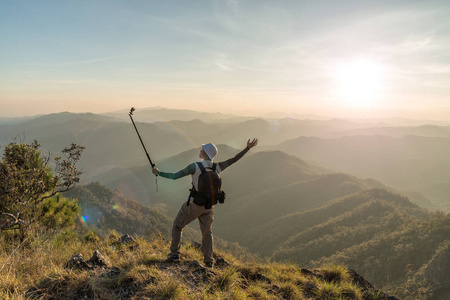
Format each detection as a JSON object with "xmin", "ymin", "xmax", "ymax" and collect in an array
[{"xmin": 0, "ymin": 233, "xmax": 396, "ymax": 300}]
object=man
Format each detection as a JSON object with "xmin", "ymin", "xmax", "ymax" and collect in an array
[{"xmin": 152, "ymin": 138, "xmax": 258, "ymax": 267}]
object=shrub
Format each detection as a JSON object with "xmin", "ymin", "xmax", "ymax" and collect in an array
[
  {"xmin": 148, "ymin": 280, "xmax": 183, "ymax": 299},
  {"xmin": 321, "ymin": 264, "xmax": 350, "ymax": 283},
  {"xmin": 213, "ymin": 267, "xmax": 241, "ymax": 291},
  {"xmin": 339, "ymin": 281, "xmax": 363, "ymax": 299},
  {"xmin": 314, "ymin": 281, "xmax": 341, "ymax": 299},
  {"xmin": 84, "ymin": 231, "xmax": 99, "ymax": 243}
]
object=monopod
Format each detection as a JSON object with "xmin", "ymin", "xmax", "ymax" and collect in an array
[{"xmin": 129, "ymin": 107, "xmax": 156, "ymax": 169}]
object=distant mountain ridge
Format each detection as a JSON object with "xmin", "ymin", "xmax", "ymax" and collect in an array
[
  {"xmin": 103, "ymin": 107, "xmax": 244, "ymax": 123},
  {"xmin": 2, "ymin": 109, "xmax": 449, "ymax": 212},
  {"xmin": 275, "ymin": 135, "xmax": 450, "ymax": 192}
]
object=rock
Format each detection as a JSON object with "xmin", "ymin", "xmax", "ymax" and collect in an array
[
  {"xmin": 118, "ymin": 234, "xmax": 135, "ymax": 245},
  {"xmin": 348, "ymin": 269, "xmax": 374, "ymax": 290},
  {"xmin": 113, "ymin": 234, "xmax": 138, "ymax": 250},
  {"xmin": 87, "ymin": 250, "xmax": 110, "ymax": 267},
  {"xmin": 66, "ymin": 251, "xmax": 111, "ymax": 270},
  {"xmin": 66, "ymin": 253, "xmax": 91, "ymax": 270},
  {"xmin": 348, "ymin": 270, "xmax": 399, "ymax": 300},
  {"xmin": 300, "ymin": 268, "xmax": 324, "ymax": 280}
]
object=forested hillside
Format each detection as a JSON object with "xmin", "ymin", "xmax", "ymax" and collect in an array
[
  {"xmin": 65, "ymin": 182, "xmax": 174, "ymax": 237},
  {"xmin": 316, "ymin": 211, "xmax": 450, "ymax": 298},
  {"xmin": 64, "ymin": 182, "xmax": 250, "ymax": 258}
]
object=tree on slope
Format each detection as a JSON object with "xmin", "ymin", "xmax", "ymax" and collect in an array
[{"xmin": 0, "ymin": 140, "xmax": 84, "ymax": 242}]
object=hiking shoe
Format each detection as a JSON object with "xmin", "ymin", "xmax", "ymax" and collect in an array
[{"xmin": 164, "ymin": 253, "xmax": 180, "ymax": 263}]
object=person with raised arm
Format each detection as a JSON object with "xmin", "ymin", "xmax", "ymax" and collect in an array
[{"xmin": 152, "ymin": 138, "xmax": 258, "ymax": 268}]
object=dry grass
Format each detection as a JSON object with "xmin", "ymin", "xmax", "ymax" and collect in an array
[
  {"xmin": 1, "ymin": 231, "xmax": 379, "ymax": 299},
  {"xmin": 321, "ymin": 263, "xmax": 351, "ymax": 283}
]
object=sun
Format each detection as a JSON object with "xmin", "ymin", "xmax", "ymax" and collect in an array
[{"xmin": 334, "ymin": 59, "xmax": 383, "ymax": 107}]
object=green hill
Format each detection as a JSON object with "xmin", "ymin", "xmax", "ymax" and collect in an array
[
  {"xmin": 271, "ymin": 189, "xmax": 426, "ymax": 264},
  {"xmin": 65, "ymin": 182, "xmax": 175, "ymax": 238},
  {"xmin": 235, "ymin": 189, "xmax": 420, "ymax": 257}
]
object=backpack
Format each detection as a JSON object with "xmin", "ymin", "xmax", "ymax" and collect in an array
[{"xmin": 191, "ymin": 162, "xmax": 225, "ymax": 208}]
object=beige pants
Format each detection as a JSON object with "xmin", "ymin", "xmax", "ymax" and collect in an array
[{"xmin": 170, "ymin": 198, "xmax": 214, "ymax": 263}]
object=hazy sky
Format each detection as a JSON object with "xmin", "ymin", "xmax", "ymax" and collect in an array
[{"xmin": 1, "ymin": 0, "xmax": 450, "ymax": 119}]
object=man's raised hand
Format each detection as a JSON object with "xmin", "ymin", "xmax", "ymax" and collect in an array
[{"xmin": 247, "ymin": 138, "xmax": 258, "ymax": 149}]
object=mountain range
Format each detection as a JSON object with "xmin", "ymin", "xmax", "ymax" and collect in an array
[
  {"xmin": 274, "ymin": 135, "xmax": 450, "ymax": 190},
  {"xmin": 2, "ymin": 108, "xmax": 450, "ymax": 213}
]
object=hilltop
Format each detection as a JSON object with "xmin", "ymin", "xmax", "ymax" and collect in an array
[{"xmin": 2, "ymin": 232, "xmax": 398, "ymax": 299}]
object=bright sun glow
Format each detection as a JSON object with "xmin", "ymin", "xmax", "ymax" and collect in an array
[{"xmin": 335, "ymin": 59, "xmax": 383, "ymax": 107}]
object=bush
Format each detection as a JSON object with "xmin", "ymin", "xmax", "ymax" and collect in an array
[
  {"xmin": 84, "ymin": 231, "xmax": 99, "ymax": 243},
  {"xmin": 0, "ymin": 141, "xmax": 84, "ymax": 241},
  {"xmin": 322, "ymin": 264, "xmax": 350, "ymax": 283}
]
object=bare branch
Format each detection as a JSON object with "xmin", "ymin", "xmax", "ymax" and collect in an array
[
  {"xmin": 1, "ymin": 212, "xmax": 18, "ymax": 222},
  {"xmin": 0, "ymin": 212, "xmax": 25, "ymax": 230}
]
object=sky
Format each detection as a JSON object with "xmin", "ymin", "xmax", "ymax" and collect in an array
[{"xmin": 1, "ymin": 0, "xmax": 450, "ymax": 119}]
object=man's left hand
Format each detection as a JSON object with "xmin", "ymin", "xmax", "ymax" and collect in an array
[{"xmin": 152, "ymin": 167, "xmax": 160, "ymax": 176}]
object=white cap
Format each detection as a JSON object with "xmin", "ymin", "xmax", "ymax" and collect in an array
[{"xmin": 202, "ymin": 143, "xmax": 218, "ymax": 160}]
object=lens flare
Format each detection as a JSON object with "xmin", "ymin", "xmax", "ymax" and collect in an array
[
  {"xmin": 334, "ymin": 59, "xmax": 383, "ymax": 107},
  {"xmin": 79, "ymin": 215, "xmax": 89, "ymax": 223}
]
